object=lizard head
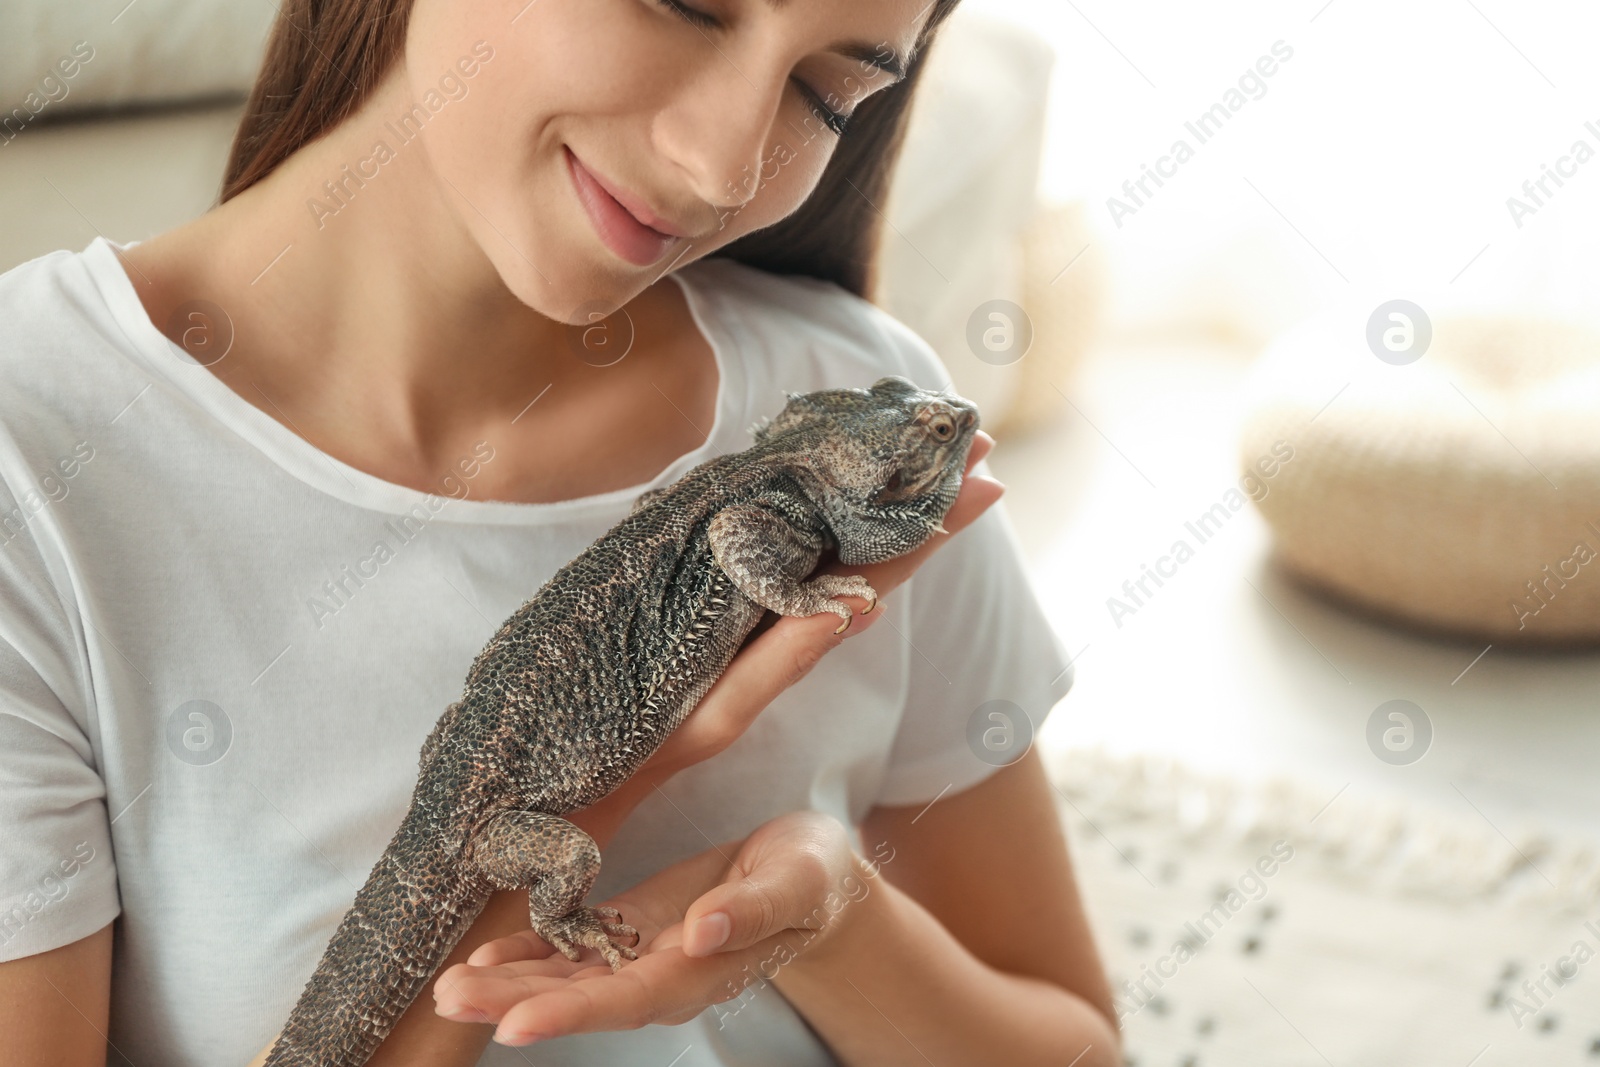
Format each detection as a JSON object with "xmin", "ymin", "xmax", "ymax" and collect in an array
[{"xmin": 751, "ymin": 375, "xmax": 981, "ymax": 565}]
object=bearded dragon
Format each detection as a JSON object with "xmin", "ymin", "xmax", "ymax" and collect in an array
[{"xmin": 263, "ymin": 374, "xmax": 980, "ymax": 1065}]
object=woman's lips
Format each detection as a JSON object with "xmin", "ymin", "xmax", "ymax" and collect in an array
[{"xmin": 565, "ymin": 146, "xmax": 677, "ymax": 267}]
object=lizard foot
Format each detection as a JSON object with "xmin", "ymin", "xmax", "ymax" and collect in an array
[
  {"xmin": 796, "ymin": 574, "xmax": 879, "ymax": 633},
  {"xmin": 533, "ymin": 905, "xmax": 641, "ymax": 972}
]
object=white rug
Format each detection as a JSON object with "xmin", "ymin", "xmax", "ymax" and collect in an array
[{"xmin": 1045, "ymin": 748, "xmax": 1600, "ymax": 1067}]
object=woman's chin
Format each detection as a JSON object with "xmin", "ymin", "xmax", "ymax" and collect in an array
[{"xmin": 486, "ymin": 244, "xmax": 640, "ymax": 324}]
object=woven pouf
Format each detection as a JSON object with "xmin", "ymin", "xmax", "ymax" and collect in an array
[{"xmin": 1238, "ymin": 311, "xmax": 1600, "ymax": 646}]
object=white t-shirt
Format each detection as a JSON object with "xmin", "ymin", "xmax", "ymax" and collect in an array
[{"xmin": 0, "ymin": 235, "xmax": 1076, "ymax": 1066}]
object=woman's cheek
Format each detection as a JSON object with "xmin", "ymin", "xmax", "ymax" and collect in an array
[
  {"xmin": 396, "ymin": 5, "xmax": 599, "ymax": 299},
  {"xmin": 723, "ymin": 123, "xmax": 835, "ymax": 240}
]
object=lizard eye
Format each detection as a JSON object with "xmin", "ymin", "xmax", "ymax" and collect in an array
[{"xmin": 929, "ymin": 417, "xmax": 955, "ymax": 441}]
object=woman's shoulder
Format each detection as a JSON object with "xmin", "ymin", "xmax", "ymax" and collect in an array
[
  {"xmin": 0, "ymin": 239, "xmax": 130, "ymax": 377},
  {"xmin": 678, "ymin": 255, "xmax": 954, "ymax": 395},
  {"xmin": 0, "ymin": 240, "xmax": 96, "ymax": 312},
  {"xmin": 0, "ymin": 240, "xmax": 144, "ymax": 464}
]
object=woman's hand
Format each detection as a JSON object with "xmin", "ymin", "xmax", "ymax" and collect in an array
[
  {"xmin": 432, "ymin": 810, "xmax": 870, "ymax": 1045},
  {"xmin": 246, "ymin": 437, "xmax": 1002, "ymax": 1066},
  {"xmin": 435, "ymin": 434, "xmax": 1006, "ymax": 1042},
  {"xmin": 567, "ymin": 430, "xmax": 1003, "ymax": 847}
]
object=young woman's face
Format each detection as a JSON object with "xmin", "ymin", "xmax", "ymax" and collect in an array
[{"xmin": 403, "ymin": 0, "xmax": 931, "ymax": 321}]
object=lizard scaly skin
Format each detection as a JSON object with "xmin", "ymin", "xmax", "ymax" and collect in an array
[{"xmin": 262, "ymin": 374, "xmax": 980, "ymax": 1065}]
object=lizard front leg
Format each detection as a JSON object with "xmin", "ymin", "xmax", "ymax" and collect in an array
[
  {"xmin": 708, "ymin": 503, "xmax": 878, "ymax": 635},
  {"xmin": 469, "ymin": 810, "xmax": 640, "ymax": 971}
]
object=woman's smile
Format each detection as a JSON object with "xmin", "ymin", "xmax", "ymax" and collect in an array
[{"xmin": 564, "ymin": 144, "xmax": 683, "ymax": 267}]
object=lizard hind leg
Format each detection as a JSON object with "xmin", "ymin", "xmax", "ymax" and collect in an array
[{"xmin": 469, "ymin": 810, "xmax": 640, "ymax": 971}]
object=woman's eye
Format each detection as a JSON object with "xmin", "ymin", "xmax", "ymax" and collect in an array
[
  {"xmin": 798, "ymin": 84, "xmax": 851, "ymax": 137},
  {"xmin": 651, "ymin": 0, "xmax": 853, "ymax": 136},
  {"xmin": 654, "ymin": 0, "xmax": 719, "ymax": 30}
]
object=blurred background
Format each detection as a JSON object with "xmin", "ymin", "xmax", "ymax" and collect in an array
[{"xmin": 5, "ymin": 1, "xmax": 1600, "ymax": 1063}]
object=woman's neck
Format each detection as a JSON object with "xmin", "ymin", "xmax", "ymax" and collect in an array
[{"xmin": 118, "ymin": 65, "xmax": 717, "ymax": 502}]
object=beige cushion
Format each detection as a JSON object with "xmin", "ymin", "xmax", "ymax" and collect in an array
[{"xmin": 1240, "ymin": 312, "xmax": 1600, "ymax": 644}]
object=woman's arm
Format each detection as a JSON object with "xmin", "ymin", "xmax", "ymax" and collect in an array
[
  {"xmin": 0, "ymin": 921, "xmax": 113, "ymax": 1067},
  {"xmin": 429, "ymin": 744, "xmax": 1122, "ymax": 1063},
  {"xmin": 771, "ymin": 746, "xmax": 1121, "ymax": 1067},
  {"xmin": 248, "ymin": 437, "xmax": 1006, "ymax": 1067}
]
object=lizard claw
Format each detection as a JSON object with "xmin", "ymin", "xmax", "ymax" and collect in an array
[
  {"xmin": 593, "ymin": 906, "xmax": 641, "ymax": 946},
  {"xmin": 794, "ymin": 576, "xmax": 877, "ymax": 633},
  {"xmin": 533, "ymin": 905, "xmax": 641, "ymax": 971}
]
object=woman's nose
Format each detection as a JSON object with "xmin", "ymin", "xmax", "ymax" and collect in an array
[{"xmin": 652, "ymin": 65, "xmax": 785, "ymax": 213}]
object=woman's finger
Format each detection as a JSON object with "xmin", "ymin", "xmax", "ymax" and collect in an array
[
  {"xmin": 599, "ymin": 842, "xmax": 740, "ymax": 936},
  {"xmin": 680, "ymin": 813, "xmax": 855, "ymax": 958},
  {"xmin": 752, "ymin": 429, "xmax": 996, "ymax": 627},
  {"xmin": 664, "ymin": 467, "xmax": 1003, "ymax": 759},
  {"xmin": 461, "ymin": 927, "xmax": 563, "ymax": 968},
  {"xmin": 487, "ymin": 939, "xmax": 774, "ymax": 1043},
  {"xmin": 434, "ymin": 962, "xmax": 582, "ymax": 1023},
  {"xmin": 810, "ymin": 428, "xmax": 997, "ymax": 592},
  {"xmin": 620, "ymin": 431, "xmax": 1002, "ymax": 805},
  {"xmin": 965, "ymin": 427, "xmax": 995, "ymax": 473},
  {"xmin": 460, "ymin": 833, "xmax": 739, "ymax": 971}
]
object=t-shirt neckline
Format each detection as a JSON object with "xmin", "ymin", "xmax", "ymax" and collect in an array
[{"xmin": 79, "ymin": 234, "xmax": 743, "ymax": 526}]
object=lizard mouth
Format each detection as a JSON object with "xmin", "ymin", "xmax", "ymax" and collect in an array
[{"xmin": 898, "ymin": 431, "xmax": 976, "ymax": 501}]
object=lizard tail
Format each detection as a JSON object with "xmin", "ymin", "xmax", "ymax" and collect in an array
[{"xmin": 263, "ymin": 813, "xmax": 488, "ymax": 1067}]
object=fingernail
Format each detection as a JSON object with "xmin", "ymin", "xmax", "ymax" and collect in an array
[
  {"xmin": 689, "ymin": 911, "xmax": 731, "ymax": 955},
  {"xmin": 439, "ymin": 1006, "xmax": 489, "ymax": 1022},
  {"xmin": 494, "ymin": 1031, "xmax": 546, "ymax": 1046}
]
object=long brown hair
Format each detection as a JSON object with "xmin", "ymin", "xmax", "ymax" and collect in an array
[{"xmin": 221, "ymin": 0, "xmax": 962, "ymax": 300}]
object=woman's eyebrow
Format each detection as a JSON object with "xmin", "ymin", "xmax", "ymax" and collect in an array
[
  {"xmin": 754, "ymin": 0, "xmax": 913, "ymax": 81},
  {"xmin": 830, "ymin": 39, "xmax": 909, "ymax": 82}
]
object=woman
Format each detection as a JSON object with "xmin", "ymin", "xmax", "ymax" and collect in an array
[{"xmin": 0, "ymin": 0, "xmax": 1118, "ymax": 1063}]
